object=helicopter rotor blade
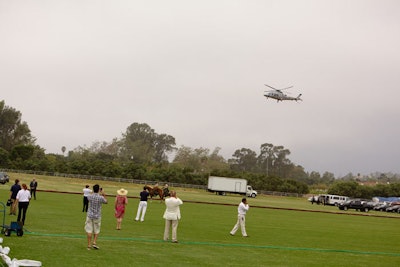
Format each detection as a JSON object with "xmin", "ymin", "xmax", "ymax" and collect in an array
[
  {"xmin": 264, "ymin": 84, "xmax": 293, "ymax": 91},
  {"xmin": 264, "ymin": 84, "xmax": 277, "ymax": 90}
]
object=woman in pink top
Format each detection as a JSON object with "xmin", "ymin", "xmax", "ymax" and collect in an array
[{"xmin": 114, "ymin": 188, "xmax": 128, "ymax": 230}]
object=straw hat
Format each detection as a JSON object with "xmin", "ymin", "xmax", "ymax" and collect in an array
[{"xmin": 117, "ymin": 188, "xmax": 128, "ymax": 196}]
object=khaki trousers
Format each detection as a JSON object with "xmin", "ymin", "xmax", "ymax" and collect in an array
[{"xmin": 164, "ymin": 219, "xmax": 179, "ymax": 242}]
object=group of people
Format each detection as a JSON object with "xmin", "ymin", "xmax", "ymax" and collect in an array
[
  {"xmin": 83, "ymin": 182, "xmax": 183, "ymax": 249},
  {"xmin": 8, "ymin": 178, "xmax": 38, "ymax": 226},
  {"xmin": 83, "ymin": 183, "xmax": 250, "ymax": 250}
]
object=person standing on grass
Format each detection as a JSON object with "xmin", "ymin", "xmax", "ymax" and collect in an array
[
  {"xmin": 162, "ymin": 183, "xmax": 170, "ymax": 197},
  {"xmin": 16, "ymin": 183, "xmax": 31, "ymax": 225},
  {"xmin": 163, "ymin": 191, "xmax": 183, "ymax": 243},
  {"xmin": 115, "ymin": 188, "xmax": 128, "ymax": 230},
  {"xmin": 82, "ymin": 185, "xmax": 92, "ymax": 212},
  {"xmin": 84, "ymin": 184, "xmax": 107, "ymax": 250},
  {"xmin": 230, "ymin": 198, "xmax": 249, "ymax": 237},
  {"xmin": 29, "ymin": 178, "xmax": 38, "ymax": 200},
  {"xmin": 9, "ymin": 179, "xmax": 21, "ymax": 215},
  {"xmin": 135, "ymin": 186, "xmax": 150, "ymax": 222}
]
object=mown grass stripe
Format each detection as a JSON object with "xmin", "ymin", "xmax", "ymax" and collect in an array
[{"xmin": 25, "ymin": 231, "xmax": 400, "ymax": 257}]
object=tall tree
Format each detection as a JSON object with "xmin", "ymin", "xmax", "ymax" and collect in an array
[
  {"xmin": 229, "ymin": 148, "xmax": 257, "ymax": 172},
  {"xmin": 258, "ymin": 143, "xmax": 292, "ymax": 177},
  {"xmin": 153, "ymin": 133, "xmax": 176, "ymax": 163},
  {"xmin": 258, "ymin": 143, "xmax": 274, "ymax": 175},
  {"xmin": 321, "ymin": 171, "xmax": 335, "ymax": 184},
  {"xmin": 120, "ymin": 122, "xmax": 176, "ymax": 163},
  {"xmin": 173, "ymin": 146, "xmax": 208, "ymax": 171},
  {"xmin": 121, "ymin": 123, "xmax": 156, "ymax": 163},
  {"xmin": 0, "ymin": 100, "xmax": 35, "ymax": 151},
  {"xmin": 173, "ymin": 146, "xmax": 228, "ymax": 173}
]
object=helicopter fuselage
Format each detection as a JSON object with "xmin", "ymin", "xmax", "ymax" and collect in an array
[{"xmin": 264, "ymin": 91, "xmax": 302, "ymax": 102}]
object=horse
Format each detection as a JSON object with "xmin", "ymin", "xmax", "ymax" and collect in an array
[{"xmin": 144, "ymin": 185, "xmax": 164, "ymax": 201}]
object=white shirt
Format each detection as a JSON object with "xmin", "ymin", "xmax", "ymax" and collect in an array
[
  {"xmin": 16, "ymin": 189, "xmax": 31, "ymax": 202},
  {"xmin": 238, "ymin": 202, "xmax": 249, "ymax": 215},
  {"xmin": 83, "ymin": 188, "xmax": 92, "ymax": 197}
]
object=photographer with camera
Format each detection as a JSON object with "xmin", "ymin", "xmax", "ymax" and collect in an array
[{"xmin": 84, "ymin": 184, "xmax": 107, "ymax": 250}]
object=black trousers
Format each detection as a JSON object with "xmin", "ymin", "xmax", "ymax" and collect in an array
[
  {"xmin": 83, "ymin": 196, "xmax": 89, "ymax": 212},
  {"xmin": 31, "ymin": 189, "xmax": 37, "ymax": 199},
  {"xmin": 17, "ymin": 202, "xmax": 30, "ymax": 225}
]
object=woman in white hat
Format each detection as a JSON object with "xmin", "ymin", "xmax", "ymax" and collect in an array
[{"xmin": 115, "ymin": 188, "xmax": 128, "ymax": 230}]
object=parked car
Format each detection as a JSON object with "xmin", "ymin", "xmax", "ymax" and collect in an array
[
  {"xmin": 386, "ymin": 204, "xmax": 400, "ymax": 213},
  {"xmin": 0, "ymin": 172, "xmax": 10, "ymax": 184},
  {"xmin": 338, "ymin": 199, "xmax": 375, "ymax": 212},
  {"xmin": 373, "ymin": 202, "xmax": 391, "ymax": 212}
]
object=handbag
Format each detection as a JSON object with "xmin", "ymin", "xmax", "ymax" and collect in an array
[{"xmin": 6, "ymin": 199, "xmax": 12, "ymax": 206}]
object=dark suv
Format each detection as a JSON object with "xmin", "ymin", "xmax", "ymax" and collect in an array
[
  {"xmin": 0, "ymin": 172, "xmax": 9, "ymax": 184},
  {"xmin": 338, "ymin": 199, "xmax": 375, "ymax": 212}
]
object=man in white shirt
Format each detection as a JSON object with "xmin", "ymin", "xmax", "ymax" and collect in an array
[
  {"xmin": 163, "ymin": 191, "xmax": 183, "ymax": 243},
  {"xmin": 230, "ymin": 198, "xmax": 249, "ymax": 237},
  {"xmin": 82, "ymin": 185, "xmax": 92, "ymax": 212}
]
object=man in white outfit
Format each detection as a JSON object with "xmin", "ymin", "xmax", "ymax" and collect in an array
[
  {"xmin": 163, "ymin": 191, "xmax": 183, "ymax": 243},
  {"xmin": 230, "ymin": 198, "xmax": 249, "ymax": 237}
]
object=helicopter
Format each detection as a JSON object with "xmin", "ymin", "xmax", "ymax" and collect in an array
[{"xmin": 263, "ymin": 84, "xmax": 302, "ymax": 102}]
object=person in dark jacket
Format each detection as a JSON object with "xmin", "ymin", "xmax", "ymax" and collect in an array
[
  {"xmin": 9, "ymin": 179, "xmax": 21, "ymax": 215},
  {"xmin": 29, "ymin": 178, "xmax": 38, "ymax": 200}
]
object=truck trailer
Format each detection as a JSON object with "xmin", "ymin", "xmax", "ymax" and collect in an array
[{"xmin": 207, "ymin": 176, "xmax": 257, "ymax": 198}]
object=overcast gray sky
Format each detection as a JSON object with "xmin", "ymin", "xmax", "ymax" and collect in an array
[{"xmin": 1, "ymin": 0, "xmax": 399, "ymax": 177}]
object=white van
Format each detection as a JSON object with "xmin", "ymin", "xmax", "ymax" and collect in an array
[
  {"xmin": 308, "ymin": 194, "xmax": 349, "ymax": 206},
  {"xmin": 325, "ymin": 195, "xmax": 349, "ymax": 206}
]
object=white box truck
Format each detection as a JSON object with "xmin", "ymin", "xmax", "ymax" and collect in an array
[{"xmin": 207, "ymin": 176, "xmax": 257, "ymax": 198}]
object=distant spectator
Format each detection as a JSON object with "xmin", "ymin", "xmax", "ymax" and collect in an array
[
  {"xmin": 82, "ymin": 185, "xmax": 92, "ymax": 212},
  {"xmin": 9, "ymin": 179, "xmax": 21, "ymax": 215},
  {"xmin": 163, "ymin": 183, "xmax": 170, "ymax": 197},
  {"xmin": 29, "ymin": 178, "xmax": 38, "ymax": 200}
]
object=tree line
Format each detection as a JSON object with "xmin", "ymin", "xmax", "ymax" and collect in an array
[{"xmin": 1, "ymin": 100, "xmax": 399, "ymax": 197}]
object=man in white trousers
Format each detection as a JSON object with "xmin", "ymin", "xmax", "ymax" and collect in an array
[
  {"xmin": 230, "ymin": 198, "xmax": 249, "ymax": 237},
  {"xmin": 135, "ymin": 187, "xmax": 149, "ymax": 222},
  {"xmin": 163, "ymin": 191, "xmax": 183, "ymax": 243}
]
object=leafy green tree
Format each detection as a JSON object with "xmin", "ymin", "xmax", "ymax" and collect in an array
[
  {"xmin": 207, "ymin": 147, "xmax": 229, "ymax": 171},
  {"xmin": 121, "ymin": 123, "xmax": 156, "ymax": 163},
  {"xmin": 173, "ymin": 146, "xmax": 228, "ymax": 176},
  {"xmin": 272, "ymin": 145, "xmax": 291, "ymax": 177},
  {"xmin": 10, "ymin": 144, "xmax": 35, "ymax": 161},
  {"xmin": 0, "ymin": 100, "xmax": 35, "ymax": 151},
  {"xmin": 328, "ymin": 181, "xmax": 360, "ymax": 197},
  {"xmin": 257, "ymin": 143, "xmax": 292, "ymax": 177},
  {"xmin": 258, "ymin": 143, "xmax": 274, "ymax": 175},
  {"xmin": 229, "ymin": 148, "xmax": 257, "ymax": 172},
  {"xmin": 321, "ymin": 172, "xmax": 335, "ymax": 184},
  {"xmin": 120, "ymin": 123, "xmax": 176, "ymax": 164},
  {"xmin": 153, "ymin": 133, "xmax": 176, "ymax": 163},
  {"xmin": 0, "ymin": 147, "xmax": 10, "ymax": 167},
  {"xmin": 389, "ymin": 183, "xmax": 400, "ymax": 196}
]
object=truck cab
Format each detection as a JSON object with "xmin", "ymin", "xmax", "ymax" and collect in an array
[{"xmin": 247, "ymin": 186, "xmax": 257, "ymax": 198}]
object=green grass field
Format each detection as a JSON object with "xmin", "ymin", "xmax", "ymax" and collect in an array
[{"xmin": 0, "ymin": 173, "xmax": 399, "ymax": 266}]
